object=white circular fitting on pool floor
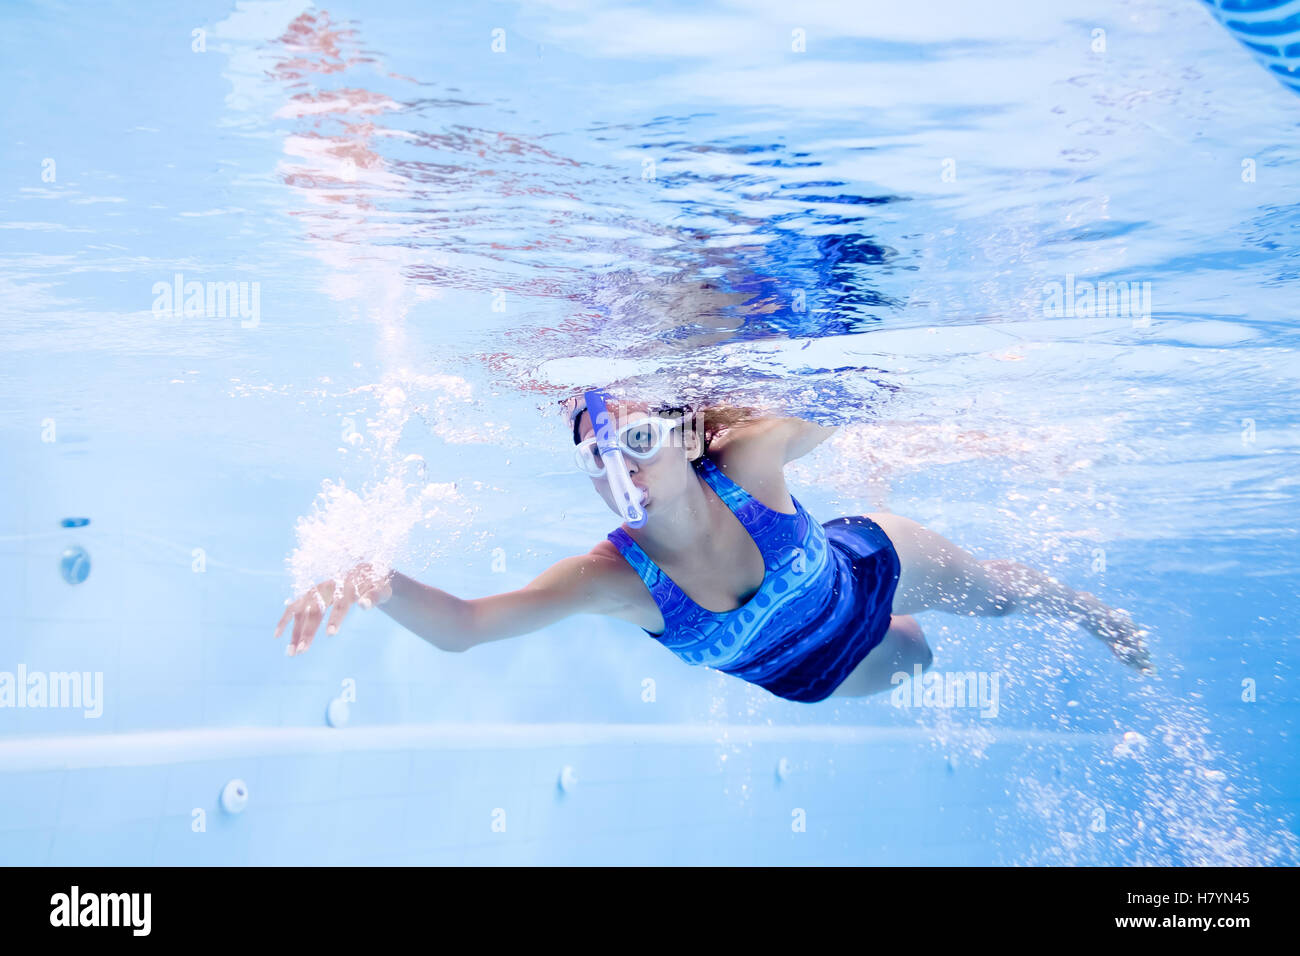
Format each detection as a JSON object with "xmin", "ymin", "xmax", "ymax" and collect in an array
[
  {"xmin": 59, "ymin": 546, "xmax": 91, "ymax": 585},
  {"xmin": 326, "ymin": 697, "xmax": 350, "ymax": 728},
  {"xmin": 557, "ymin": 766, "xmax": 578, "ymax": 793},
  {"xmin": 221, "ymin": 779, "xmax": 249, "ymax": 814}
]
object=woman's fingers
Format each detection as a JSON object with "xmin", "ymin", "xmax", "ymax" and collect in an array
[
  {"xmin": 295, "ymin": 598, "xmax": 329, "ymax": 654},
  {"xmin": 290, "ymin": 600, "xmax": 309, "ymax": 653},
  {"xmin": 299, "ymin": 603, "xmax": 325, "ymax": 652},
  {"xmin": 274, "ymin": 603, "xmax": 293, "ymax": 639},
  {"xmin": 279, "ymin": 567, "xmax": 385, "ymax": 654},
  {"xmin": 326, "ymin": 576, "xmax": 358, "ymax": 636},
  {"xmin": 277, "ymin": 579, "xmax": 331, "ymax": 654}
]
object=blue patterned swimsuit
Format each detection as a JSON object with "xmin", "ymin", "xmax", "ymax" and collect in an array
[{"xmin": 607, "ymin": 455, "xmax": 902, "ymax": 703}]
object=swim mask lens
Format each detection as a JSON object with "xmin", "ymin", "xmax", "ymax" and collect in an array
[{"xmin": 574, "ymin": 416, "xmax": 683, "ymax": 477}]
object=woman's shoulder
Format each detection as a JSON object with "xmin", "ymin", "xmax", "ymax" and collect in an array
[
  {"xmin": 586, "ymin": 538, "xmax": 664, "ymax": 631},
  {"xmin": 587, "ymin": 537, "xmax": 653, "ymax": 594}
]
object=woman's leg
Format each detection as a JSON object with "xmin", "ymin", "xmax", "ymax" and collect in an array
[
  {"xmin": 830, "ymin": 614, "xmax": 930, "ymax": 698},
  {"xmin": 866, "ymin": 512, "xmax": 1151, "ymax": 670}
]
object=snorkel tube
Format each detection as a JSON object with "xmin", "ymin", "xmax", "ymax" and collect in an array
[{"xmin": 584, "ymin": 389, "xmax": 647, "ymax": 528}]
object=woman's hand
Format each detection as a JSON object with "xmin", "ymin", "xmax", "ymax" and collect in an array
[{"xmin": 274, "ymin": 562, "xmax": 394, "ymax": 656}]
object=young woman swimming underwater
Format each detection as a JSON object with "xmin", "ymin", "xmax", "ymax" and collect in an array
[{"xmin": 275, "ymin": 390, "xmax": 1152, "ymax": 702}]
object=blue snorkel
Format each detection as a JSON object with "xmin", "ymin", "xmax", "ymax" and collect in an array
[{"xmin": 584, "ymin": 389, "xmax": 648, "ymax": 528}]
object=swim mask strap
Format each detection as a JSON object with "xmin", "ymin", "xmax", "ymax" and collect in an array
[{"xmin": 584, "ymin": 389, "xmax": 648, "ymax": 528}]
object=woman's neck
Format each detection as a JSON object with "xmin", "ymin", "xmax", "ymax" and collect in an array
[{"xmin": 623, "ymin": 461, "xmax": 718, "ymax": 561}]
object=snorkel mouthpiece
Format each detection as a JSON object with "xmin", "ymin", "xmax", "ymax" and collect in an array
[{"xmin": 584, "ymin": 389, "xmax": 648, "ymax": 528}]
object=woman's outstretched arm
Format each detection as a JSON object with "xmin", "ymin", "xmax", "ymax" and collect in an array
[{"xmin": 274, "ymin": 547, "xmax": 633, "ymax": 656}]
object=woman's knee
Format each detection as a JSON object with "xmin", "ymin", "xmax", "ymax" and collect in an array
[{"xmin": 967, "ymin": 560, "xmax": 1020, "ymax": 616}]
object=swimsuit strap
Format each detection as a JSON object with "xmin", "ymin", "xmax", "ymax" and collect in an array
[
  {"xmin": 605, "ymin": 526, "xmax": 680, "ymax": 636},
  {"xmin": 606, "ymin": 526, "xmax": 662, "ymax": 596},
  {"xmin": 694, "ymin": 454, "xmax": 802, "ymax": 527},
  {"xmin": 693, "ymin": 455, "xmax": 757, "ymax": 518}
]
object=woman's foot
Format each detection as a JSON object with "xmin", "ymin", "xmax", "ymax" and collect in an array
[{"xmin": 1078, "ymin": 596, "xmax": 1153, "ymax": 672}]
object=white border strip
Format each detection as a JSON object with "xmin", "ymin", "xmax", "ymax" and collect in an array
[{"xmin": 0, "ymin": 723, "xmax": 1118, "ymax": 772}]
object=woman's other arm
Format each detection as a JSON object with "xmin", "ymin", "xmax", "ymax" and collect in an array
[{"xmin": 711, "ymin": 416, "xmax": 839, "ymax": 464}]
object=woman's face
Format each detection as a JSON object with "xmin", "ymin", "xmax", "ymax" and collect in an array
[{"xmin": 575, "ymin": 401, "xmax": 698, "ymax": 520}]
